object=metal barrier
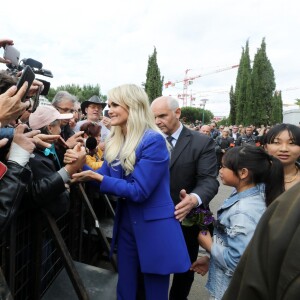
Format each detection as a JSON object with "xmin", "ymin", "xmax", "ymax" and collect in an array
[{"xmin": 0, "ymin": 183, "xmax": 116, "ymax": 299}]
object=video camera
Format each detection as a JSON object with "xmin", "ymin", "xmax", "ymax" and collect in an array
[{"xmin": 3, "ymin": 45, "xmax": 53, "ymax": 96}]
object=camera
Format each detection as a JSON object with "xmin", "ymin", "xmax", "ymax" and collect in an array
[{"xmin": 3, "ymin": 45, "xmax": 54, "ymax": 113}]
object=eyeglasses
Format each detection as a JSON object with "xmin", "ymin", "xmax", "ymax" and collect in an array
[{"xmin": 55, "ymin": 106, "xmax": 75, "ymax": 114}]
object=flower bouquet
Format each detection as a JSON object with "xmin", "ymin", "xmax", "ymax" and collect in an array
[{"xmin": 182, "ymin": 207, "xmax": 214, "ymax": 235}]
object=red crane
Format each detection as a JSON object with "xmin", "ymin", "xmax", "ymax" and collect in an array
[{"xmin": 164, "ymin": 64, "xmax": 239, "ymax": 106}]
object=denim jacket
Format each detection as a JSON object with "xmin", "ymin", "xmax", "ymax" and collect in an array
[{"xmin": 206, "ymin": 185, "xmax": 266, "ymax": 299}]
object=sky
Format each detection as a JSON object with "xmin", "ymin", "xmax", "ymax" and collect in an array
[{"xmin": 1, "ymin": 0, "xmax": 299, "ymax": 117}]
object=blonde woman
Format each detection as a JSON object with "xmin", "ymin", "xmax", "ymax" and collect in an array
[{"xmin": 70, "ymin": 84, "xmax": 190, "ymax": 300}]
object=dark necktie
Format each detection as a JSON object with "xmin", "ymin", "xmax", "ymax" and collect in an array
[{"xmin": 166, "ymin": 135, "xmax": 174, "ymax": 148}]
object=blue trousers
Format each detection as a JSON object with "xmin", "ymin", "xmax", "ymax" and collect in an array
[{"xmin": 116, "ymin": 205, "xmax": 170, "ymax": 300}]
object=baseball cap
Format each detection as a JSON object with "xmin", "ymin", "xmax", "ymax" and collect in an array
[{"xmin": 29, "ymin": 105, "xmax": 73, "ymax": 129}]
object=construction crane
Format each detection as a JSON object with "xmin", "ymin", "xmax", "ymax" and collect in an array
[
  {"xmin": 164, "ymin": 64, "xmax": 239, "ymax": 106},
  {"xmin": 283, "ymin": 103, "xmax": 298, "ymax": 107}
]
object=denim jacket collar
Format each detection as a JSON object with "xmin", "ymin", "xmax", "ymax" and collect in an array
[{"xmin": 219, "ymin": 186, "xmax": 260, "ymax": 211}]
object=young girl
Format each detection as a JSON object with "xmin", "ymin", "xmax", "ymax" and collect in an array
[
  {"xmin": 264, "ymin": 123, "xmax": 300, "ymax": 191},
  {"xmin": 190, "ymin": 145, "xmax": 284, "ymax": 300}
]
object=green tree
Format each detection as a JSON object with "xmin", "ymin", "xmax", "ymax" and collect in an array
[
  {"xmin": 243, "ymin": 76, "xmax": 255, "ymax": 125},
  {"xmin": 47, "ymin": 84, "xmax": 104, "ymax": 103},
  {"xmin": 228, "ymin": 85, "xmax": 236, "ymax": 124},
  {"xmin": 235, "ymin": 41, "xmax": 252, "ymax": 125},
  {"xmin": 271, "ymin": 91, "xmax": 283, "ymax": 124},
  {"xmin": 180, "ymin": 106, "xmax": 214, "ymax": 124},
  {"xmin": 145, "ymin": 47, "xmax": 164, "ymax": 102},
  {"xmin": 251, "ymin": 38, "xmax": 276, "ymax": 125}
]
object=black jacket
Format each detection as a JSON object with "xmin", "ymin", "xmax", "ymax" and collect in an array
[
  {"xmin": 28, "ymin": 149, "xmax": 70, "ymax": 217},
  {"xmin": 0, "ymin": 161, "xmax": 31, "ymax": 236}
]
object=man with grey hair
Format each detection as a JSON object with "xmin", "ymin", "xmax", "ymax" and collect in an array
[
  {"xmin": 151, "ymin": 96, "xmax": 219, "ymax": 300},
  {"xmin": 52, "ymin": 91, "xmax": 84, "ymax": 163}
]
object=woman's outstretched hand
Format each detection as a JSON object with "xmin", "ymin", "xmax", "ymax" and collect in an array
[{"xmin": 71, "ymin": 170, "xmax": 103, "ymax": 183}]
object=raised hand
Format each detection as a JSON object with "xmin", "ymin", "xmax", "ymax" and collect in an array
[{"xmin": 174, "ymin": 189, "xmax": 198, "ymax": 221}]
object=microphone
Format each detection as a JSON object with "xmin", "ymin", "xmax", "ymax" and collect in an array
[{"xmin": 85, "ymin": 136, "xmax": 97, "ymax": 151}]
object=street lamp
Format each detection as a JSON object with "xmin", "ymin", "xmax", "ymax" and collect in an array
[{"xmin": 200, "ymin": 99, "xmax": 209, "ymax": 124}]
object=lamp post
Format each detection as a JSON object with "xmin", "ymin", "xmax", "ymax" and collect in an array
[{"xmin": 201, "ymin": 99, "xmax": 209, "ymax": 124}]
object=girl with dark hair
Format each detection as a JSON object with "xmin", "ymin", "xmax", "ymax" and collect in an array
[
  {"xmin": 190, "ymin": 145, "xmax": 284, "ymax": 300},
  {"xmin": 264, "ymin": 123, "xmax": 300, "ymax": 190}
]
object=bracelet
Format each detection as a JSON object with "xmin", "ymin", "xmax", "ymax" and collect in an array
[{"xmin": 64, "ymin": 167, "xmax": 71, "ymax": 179}]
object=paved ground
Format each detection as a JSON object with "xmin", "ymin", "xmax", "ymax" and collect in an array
[{"xmin": 185, "ymin": 178, "xmax": 232, "ymax": 300}]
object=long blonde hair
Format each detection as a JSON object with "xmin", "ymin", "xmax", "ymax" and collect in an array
[{"xmin": 105, "ymin": 84, "xmax": 162, "ymax": 175}]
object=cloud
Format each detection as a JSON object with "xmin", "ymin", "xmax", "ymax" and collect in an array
[{"xmin": 1, "ymin": 0, "xmax": 299, "ymax": 116}]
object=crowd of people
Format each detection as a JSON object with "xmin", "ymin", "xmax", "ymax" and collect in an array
[{"xmin": 1, "ymin": 38, "xmax": 300, "ymax": 299}]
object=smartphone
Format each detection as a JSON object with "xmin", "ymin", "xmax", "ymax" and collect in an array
[
  {"xmin": 16, "ymin": 65, "xmax": 35, "ymax": 102},
  {"xmin": 104, "ymin": 110, "xmax": 110, "ymax": 118},
  {"xmin": 3, "ymin": 45, "xmax": 20, "ymax": 67},
  {"xmin": 56, "ymin": 136, "xmax": 69, "ymax": 149},
  {"xmin": 30, "ymin": 85, "xmax": 42, "ymax": 113},
  {"xmin": 0, "ymin": 162, "xmax": 8, "ymax": 180}
]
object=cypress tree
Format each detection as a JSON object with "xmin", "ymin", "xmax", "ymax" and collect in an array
[
  {"xmin": 235, "ymin": 41, "xmax": 251, "ymax": 125},
  {"xmin": 228, "ymin": 85, "xmax": 236, "ymax": 124},
  {"xmin": 271, "ymin": 91, "xmax": 283, "ymax": 124},
  {"xmin": 145, "ymin": 47, "xmax": 164, "ymax": 102},
  {"xmin": 251, "ymin": 38, "xmax": 276, "ymax": 126},
  {"xmin": 244, "ymin": 76, "xmax": 255, "ymax": 125}
]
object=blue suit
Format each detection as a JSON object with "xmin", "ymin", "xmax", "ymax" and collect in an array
[{"xmin": 87, "ymin": 129, "xmax": 190, "ymax": 299}]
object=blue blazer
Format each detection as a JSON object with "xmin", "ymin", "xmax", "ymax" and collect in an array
[{"xmin": 87, "ymin": 129, "xmax": 190, "ymax": 274}]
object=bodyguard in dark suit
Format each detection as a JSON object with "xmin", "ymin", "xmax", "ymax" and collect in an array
[{"xmin": 151, "ymin": 96, "xmax": 219, "ymax": 300}]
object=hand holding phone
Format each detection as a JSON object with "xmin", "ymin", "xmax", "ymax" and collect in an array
[
  {"xmin": 104, "ymin": 110, "xmax": 110, "ymax": 118},
  {"xmin": 16, "ymin": 66, "xmax": 35, "ymax": 102}
]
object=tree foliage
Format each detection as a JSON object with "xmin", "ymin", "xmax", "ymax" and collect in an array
[
  {"xmin": 145, "ymin": 47, "xmax": 164, "ymax": 102},
  {"xmin": 228, "ymin": 85, "xmax": 236, "ymax": 124},
  {"xmin": 271, "ymin": 91, "xmax": 283, "ymax": 124},
  {"xmin": 47, "ymin": 84, "xmax": 105, "ymax": 103},
  {"xmin": 232, "ymin": 38, "xmax": 278, "ymax": 126},
  {"xmin": 251, "ymin": 38, "xmax": 276, "ymax": 125},
  {"xmin": 180, "ymin": 106, "xmax": 213, "ymax": 124},
  {"xmin": 235, "ymin": 41, "xmax": 251, "ymax": 125}
]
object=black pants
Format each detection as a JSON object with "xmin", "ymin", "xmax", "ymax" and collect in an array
[{"xmin": 169, "ymin": 224, "xmax": 200, "ymax": 300}]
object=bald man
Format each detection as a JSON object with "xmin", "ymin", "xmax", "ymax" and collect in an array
[
  {"xmin": 151, "ymin": 96, "xmax": 219, "ymax": 300},
  {"xmin": 199, "ymin": 125, "xmax": 211, "ymax": 136}
]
